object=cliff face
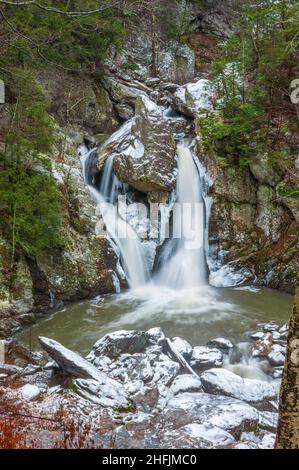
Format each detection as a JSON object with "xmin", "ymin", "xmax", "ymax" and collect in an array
[{"xmin": 0, "ymin": 0, "xmax": 298, "ymax": 337}]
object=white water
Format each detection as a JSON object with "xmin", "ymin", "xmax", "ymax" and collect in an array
[
  {"xmin": 78, "ymin": 146, "xmax": 148, "ymax": 289},
  {"xmin": 156, "ymin": 143, "xmax": 207, "ymax": 289}
]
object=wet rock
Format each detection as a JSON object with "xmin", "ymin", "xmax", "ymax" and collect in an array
[
  {"xmin": 113, "ymin": 95, "xmax": 177, "ymax": 193},
  {"xmin": 252, "ymin": 333, "xmax": 273, "ymax": 358},
  {"xmin": 164, "ymin": 392, "xmax": 259, "ymax": 433},
  {"xmin": 170, "ymin": 374, "xmax": 202, "ymax": 396},
  {"xmin": 171, "ymin": 337, "xmax": 193, "ymax": 360},
  {"xmin": 20, "ymin": 384, "xmax": 41, "ymax": 402},
  {"xmin": 172, "ymin": 79, "xmax": 213, "ymax": 118},
  {"xmin": 200, "ymin": 368, "xmax": 277, "ymax": 404},
  {"xmin": 39, "ymin": 336, "xmax": 112, "ymax": 382},
  {"xmin": 207, "ymin": 338, "xmax": 233, "ymax": 351},
  {"xmin": 88, "ymin": 330, "xmax": 148, "ymax": 360},
  {"xmin": 162, "ymin": 423, "xmax": 235, "ymax": 449},
  {"xmin": 268, "ymin": 344, "xmax": 286, "ymax": 366},
  {"xmin": 190, "ymin": 346, "xmax": 223, "ymax": 369},
  {"xmin": 75, "ymin": 378, "xmax": 130, "ymax": 408}
]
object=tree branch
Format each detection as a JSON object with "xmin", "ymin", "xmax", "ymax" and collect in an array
[{"xmin": 0, "ymin": 0, "xmax": 122, "ymax": 17}]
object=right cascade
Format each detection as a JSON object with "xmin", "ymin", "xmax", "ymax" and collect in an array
[{"xmin": 156, "ymin": 142, "xmax": 207, "ymax": 289}]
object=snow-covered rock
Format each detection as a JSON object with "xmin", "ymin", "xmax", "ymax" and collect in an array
[
  {"xmin": 268, "ymin": 344, "xmax": 286, "ymax": 366},
  {"xmin": 39, "ymin": 336, "xmax": 111, "ymax": 382},
  {"xmin": 263, "ymin": 322, "xmax": 280, "ymax": 332},
  {"xmin": 163, "ymin": 423, "xmax": 235, "ymax": 449},
  {"xmin": 20, "ymin": 384, "xmax": 41, "ymax": 402},
  {"xmin": 164, "ymin": 392, "xmax": 259, "ymax": 433},
  {"xmin": 171, "ymin": 337, "xmax": 193, "ymax": 360},
  {"xmin": 113, "ymin": 95, "xmax": 177, "ymax": 193},
  {"xmin": 252, "ymin": 332, "xmax": 273, "ymax": 358},
  {"xmin": 207, "ymin": 338, "xmax": 233, "ymax": 351},
  {"xmin": 190, "ymin": 346, "xmax": 223, "ymax": 369},
  {"xmin": 172, "ymin": 79, "xmax": 213, "ymax": 118},
  {"xmin": 75, "ymin": 378, "xmax": 130, "ymax": 408},
  {"xmin": 170, "ymin": 374, "xmax": 202, "ymax": 396},
  {"xmin": 200, "ymin": 368, "xmax": 277, "ymax": 404},
  {"xmin": 87, "ymin": 330, "xmax": 148, "ymax": 361}
]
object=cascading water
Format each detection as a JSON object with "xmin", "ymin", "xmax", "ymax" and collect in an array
[
  {"xmin": 156, "ymin": 142, "xmax": 207, "ymax": 289},
  {"xmin": 78, "ymin": 145, "xmax": 148, "ymax": 289}
]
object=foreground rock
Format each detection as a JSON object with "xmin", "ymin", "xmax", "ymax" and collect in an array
[
  {"xmin": 39, "ymin": 336, "xmax": 106, "ymax": 381},
  {"xmin": 75, "ymin": 378, "xmax": 130, "ymax": 409},
  {"xmin": 39, "ymin": 336, "xmax": 130, "ymax": 409},
  {"xmin": 161, "ymin": 423, "xmax": 235, "ymax": 449},
  {"xmin": 201, "ymin": 368, "xmax": 277, "ymax": 404},
  {"xmin": 164, "ymin": 392, "xmax": 259, "ymax": 433}
]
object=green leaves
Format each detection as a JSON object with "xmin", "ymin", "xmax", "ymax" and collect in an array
[{"xmin": 0, "ymin": 168, "xmax": 63, "ymax": 259}]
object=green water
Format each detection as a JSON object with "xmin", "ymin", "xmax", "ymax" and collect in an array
[{"xmin": 18, "ymin": 285, "xmax": 293, "ymax": 356}]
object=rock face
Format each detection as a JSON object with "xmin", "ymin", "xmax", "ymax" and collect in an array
[
  {"xmin": 197, "ymin": 138, "xmax": 299, "ymax": 292},
  {"xmin": 112, "ymin": 95, "xmax": 177, "ymax": 193},
  {"xmin": 200, "ymin": 368, "xmax": 277, "ymax": 404}
]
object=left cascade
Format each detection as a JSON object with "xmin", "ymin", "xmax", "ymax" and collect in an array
[{"xmin": 78, "ymin": 144, "xmax": 148, "ymax": 289}]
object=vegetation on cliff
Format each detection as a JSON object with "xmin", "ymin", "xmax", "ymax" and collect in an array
[{"xmin": 199, "ymin": 0, "xmax": 299, "ymax": 174}]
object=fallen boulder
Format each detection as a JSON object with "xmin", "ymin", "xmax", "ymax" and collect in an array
[{"xmin": 200, "ymin": 368, "xmax": 277, "ymax": 404}]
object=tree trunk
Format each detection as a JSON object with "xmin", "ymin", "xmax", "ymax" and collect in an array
[
  {"xmin": 150, "ymin": 9, "xmax": 158, "ymax": 77},
  {"xmin": 276, "ymin": 288, "xmax": 299, "ymax": 449}
]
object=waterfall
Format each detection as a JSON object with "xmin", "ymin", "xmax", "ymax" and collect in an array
[
  {"xmin": 78, "ymin": 145, "xmax": 148, "ymax": 289},
  {"xmin": 156, "ymin": 142, "xmax": 207, "ymax": 289}
]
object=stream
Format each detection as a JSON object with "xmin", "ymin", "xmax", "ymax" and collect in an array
[{"xmin": 19, "ymin": 286, "xmax": 292, "ymax": 356}]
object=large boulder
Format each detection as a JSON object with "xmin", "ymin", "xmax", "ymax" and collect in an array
[
  {"xmin": 200, "ymin": 368, "xmax": 277, "ymax": 404},
  {"xmin": 39, "ymin": 336, "xmax": 111, "ymax": 381},
  {"xmin": 161, "ymin": 423, "xmax": 235, "ymax": 449},
  {"xmin": 163, "ymin": 392, "xmax": 259, "ymax": 433},
  {"xmin": 172, "ymin": 79, "xmax": 213, "ymax": 118},
  {"xmin": 87, "ymin": 330, "xmax": 148, "ymax": 360},
  {"xmin": 112, "ymin": 95, "xmax": 177, "ymax": 193}
]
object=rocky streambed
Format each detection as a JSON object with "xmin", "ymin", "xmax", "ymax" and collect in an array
[{"xmin": 0, "ymin": 320, "xmax": 288, "ymax": 449}]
